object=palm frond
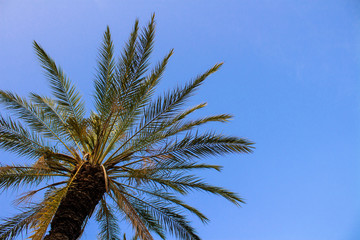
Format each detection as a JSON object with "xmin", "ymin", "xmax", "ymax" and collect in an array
[
  {"xmin": 133, "ymin": 13, "xmax": 156, "ymax": 81},
  {"xmin": 0, "ymin": 204, "xmax": 41, "ymax": 240},
  {"xmin": 163, "ymin": 114, "xmax": 232, "ymax": 138},
  {"xmin": 110, "ymin": 131, "xmax": 252, "ymax": 173},
  {"xmin": 110, "ymin": 181, "xmax": 165, "ymax": 240},
  {"xmin": 121, "ymin": 192, "xmax": 200, "ymax": 240},
  {"xmin": 14, "ymin": 181, "xmax": 67, "ymax": 206},
  {"xmin": 128, "ymin": 114, "xmax": 234, "ymax": 157},
  {"xmin": 163, "ymin": 132, "xmax": 254, "ymax": 160},
  {"xmin": 94, "ymin": 26, "xmax": 116, "ymax": 118},
  {"xmin": 95, "ymin": 197, "xmax": 121, "ymax": 240},
  {"xmin": 0, "ymin": 165, "xmax": 65, "ymax": 192},
  {"xmin": 102, "ymin": 50, "xmax": 173, "ymax": 165},
  {"xmin": 117, "ymin": 172, "xmax": 244, "ymax": 205},
  {"xmin": 117, "ymin": 182, "xmax": 209, "ymax": 223},
  {"xmin": 115, "ymin": 15, "xmax": 155, "ymax": 110},
  {"xmin": 30, "ymin": 93, "xmax": 84, "ymax": 152},
  {"xmin": 93, "ymin": 16, "xmax": 159, "ymax": 164},
  {"xmin": 105, "ymin": 63, "xmax": 222, "ymax": 166},
  {"xmin": 146, "ymin": 161, "xmax": 222, "ymax": 173},
  {"xmin": 139, "ymin": 63, "xmax": 223, "ymax": 125},
  {"xmin": 30, "ymin": 161, "xmax": 87, "ymax": 240},
  {"xmin": 141, "ymin": 62, "xmax": 221, "ymax": 125},
  {"xmin": 109, "ymin": 181, "xmax": 153, "ymax": 240},
  {"xmin": 33, "ymin": 41, "xmax": 85, "ymax": 123},
  {"xmin": 0, "ymin": 114, "xmax": 49, "ymax": 158},
  {"xmin": 97, "ymin": 16, "xmax": 158, "ymax": 160},
  {"xmin": 0, "ymin": 91, "xmax": 75, "ymax": 155},
  {"xmin": 117, "ymin": 19, "xmax": 139, "ymax": 93}
]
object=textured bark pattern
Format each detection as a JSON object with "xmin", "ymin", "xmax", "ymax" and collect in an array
[{"xmin": 44, "ymin": 163, "xmax": 106, "ymax": 240}]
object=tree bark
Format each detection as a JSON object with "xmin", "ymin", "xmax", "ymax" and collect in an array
[{"xmin": 44, "ymin": 163, "xmax": 106, "ymax": 240}]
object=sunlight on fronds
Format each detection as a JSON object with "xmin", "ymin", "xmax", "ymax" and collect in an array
[{"xmin": 29, "ymin": 187, "xmax": 67, "ymax": 240}]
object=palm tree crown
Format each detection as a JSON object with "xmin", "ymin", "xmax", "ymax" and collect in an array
[{"xmin": 0, "ymin": 15, "xmax": 254, "ymax": 240}]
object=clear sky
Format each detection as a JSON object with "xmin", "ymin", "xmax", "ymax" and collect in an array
[{"xmin": 0, "ymin": 0, "xmax": 359, "ymax": 240}]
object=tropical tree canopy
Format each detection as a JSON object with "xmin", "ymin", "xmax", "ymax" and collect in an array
[{"xmin": 0, "ymin": 15, "xmax": 254, "ymax": 240}]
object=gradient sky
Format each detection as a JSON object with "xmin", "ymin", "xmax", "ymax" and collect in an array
[{"xmin": 0, "ymin": 1, "xmax": 359, "ymax": 240}]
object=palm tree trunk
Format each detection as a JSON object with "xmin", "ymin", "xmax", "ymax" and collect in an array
[{"xmin": 44, "ymin": 163, "xmax": 106, "ymax": 240}]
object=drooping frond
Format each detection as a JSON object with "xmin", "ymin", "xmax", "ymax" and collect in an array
[
  {"xmin": 109, "ymin": 181, "xmax": 153, "ymax": 240},
  {"xmin": 0, "ymin": 204, "xmax": 41, "ymax": 240},
  {"xmin": 120, "ymin": 192, "xmax": 201, "ymax": 240},
  {"xmin": 0, "ymin": 185, "xmax": 67, "ymax": 240},
  {"xmin": 109, "ymin": 181, "xmax": 165, "ymax": 239},
  {"xmin": 117, "ymin": 182, "xmax": 209, "ymax": 223},
  {"xmin": 95, "ymin": 197, "xmax": 121, "ymax": 240},
  {"xmin": 129, "ymin": 206, "xmax": 166, "ymax": 240}
]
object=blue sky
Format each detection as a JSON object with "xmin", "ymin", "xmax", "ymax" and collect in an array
[{"xmin": 0, "ymin": 0, "xmax": 359, "ymax": 239}]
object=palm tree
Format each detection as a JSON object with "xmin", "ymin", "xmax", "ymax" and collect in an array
[{"xmin": 0, "ymin": 15, "xmax": 253, "ymax": 240}]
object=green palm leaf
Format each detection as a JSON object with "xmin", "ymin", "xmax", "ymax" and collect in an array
[
  {"xmin": 109, "ymin": 181, "xmax": 153, "ymax": 240},
  {"xmin": 0, "ymin": 204, "xmax": 40, "ymax": 240},
  {"xmin": 0, "ymin": 91, "xmax": 75, "ymax": 155},
  {"xmin": 122, "ymin": 193, "xmax": 201, "ymax": 240},
  {"xmin": 30, "ymin": 94, "xmax": 84, "ymax": 151},
  {"xmin": 118, "ymin": 182, "xmax": 209, "ymax": 223},
  {"xmin": 95, "ymin": 197, "xmax": 121, "ymax": 240},
  {"xmin": 0, "ymin": 165, "xmax": 64, "ymax": 191},
  {"xmin": 33, "ymin": 41, "xmax": 85, "ymax": 123},
  {"xmin": 0, "ymin": 114, "xmax": 48, "ymax": 158},
  {"xmin": 94, "ymin": 26, "xmax": 116, "ymax": 118}
]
